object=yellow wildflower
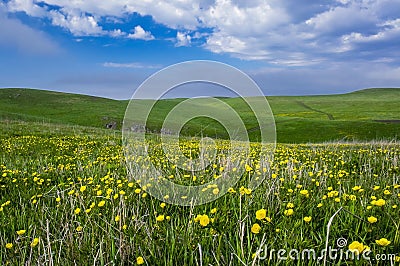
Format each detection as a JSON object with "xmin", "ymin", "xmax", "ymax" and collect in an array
[
  {"xmin": 251, "ymin": 223, "xmax": 261, "ymax": 234},
  {"xmin": 255, "ymin": 209, "xmax": 267, "ymax": 220},
  {"xmin": 375, "ymin": 238, "xmax": 391, "ymax": 246},
  {"xmin": 30, "ymin": 238, "xmax": 40, "ymax": 247}
]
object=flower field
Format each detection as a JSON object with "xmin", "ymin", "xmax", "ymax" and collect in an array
[{"xmin": 0, "ymin": 132, "xmax": 399, "ymax": 265}]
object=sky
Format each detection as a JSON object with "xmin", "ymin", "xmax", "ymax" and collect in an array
[{"xmin": 0, "ymin": 0, "xmax": 400, "ymax": 99}]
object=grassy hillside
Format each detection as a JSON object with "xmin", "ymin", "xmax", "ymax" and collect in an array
[
  {"xmin": 0, "ymin": 88, "xmax": 126, "ymax": 128},
  {"xmin": 0, "ymin": 87, "xmax": 399, "ymax": 143}
]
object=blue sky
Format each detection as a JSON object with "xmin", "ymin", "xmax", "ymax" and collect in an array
[{"xmin": 0, "ymin": 0, "xmax": 399, "ymax": 99}]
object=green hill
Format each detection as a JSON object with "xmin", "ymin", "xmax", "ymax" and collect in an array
[{"xmin": 0, "ymin": 87, "xmax": 399, "ymax": 143}]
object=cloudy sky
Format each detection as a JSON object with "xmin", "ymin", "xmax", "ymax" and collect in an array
[{"xmin": 0, "ymin": 0, "xmax": 399, "ymax": 99}]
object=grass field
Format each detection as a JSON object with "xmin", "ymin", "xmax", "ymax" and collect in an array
[
  {"xmin": 0, "ymin": 88, "xmax": 399, "ymax": 265},
  {"xmin": 0, "ymin": 121, "xmax": 399, "ymax": 265},
  {"xmin": 0, "ymin": 88, "xmax": 399, "ymax": 143}
]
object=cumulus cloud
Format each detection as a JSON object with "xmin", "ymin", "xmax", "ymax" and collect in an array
[
  {"xmin": 4, "ymin": 0, "xmax": 400, "ymax": 64},
  {"xmin": 49, "ymin": 9, "xmax": 104, "ymax": 36},
  {"xmin": 175, "ymin": 32, "xmax": 191, "ymax": 47},
  {"xmin": 108, "ymin": 29, "xmax": 125, "ymax": 38},
  {"xmin": 7, "ymin": 0, "xmax": 47, "ymax": 17},
  {"xmin": 127, "ymin": 25, "xmax": 155, "ymax": 40}
]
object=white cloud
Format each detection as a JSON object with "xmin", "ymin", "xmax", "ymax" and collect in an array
[
  {"xmin": 7, "ymin": 0, "xmax": 47, "ymax": 17},
  {"xmin": 4, "ymin": 0, "xmax": 400, "ymax": 64},
  {"xmin": 103, "ymin": 62, "xmax": 162, "ymax": 69},
  {"xmin": 127, "ymin": 25, "xmax": 155, "ymax": 40},
  {"xmin": 305, "ymin": 3, "xmax": 376, "ymax": 34},
  {"xmin": 49, "ymin": 9, "xmax": 105, "ymax": 36},
  {"xmin": 175, "ymin": 32, "xmax": 191, "ymax": 47},
  {"xmin": 201, "ymin": 0, "xmax": 289, "ymax": 36},
  {"xmin": 108, "ymin": 29, "xmax": 125, "ymax": 38},
  {"xmin": 339, "ymin": 18, "xmax": 400, "ymax": 52}
]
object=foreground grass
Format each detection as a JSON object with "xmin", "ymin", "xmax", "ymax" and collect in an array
[{"xmin": 0, "ymin": 124, "xmax": 399, "ymax": 265}]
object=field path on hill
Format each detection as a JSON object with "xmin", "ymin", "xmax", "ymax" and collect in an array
[{"xmin": 296, "ymin": 101, "xmax": 335, "ymax": 120}]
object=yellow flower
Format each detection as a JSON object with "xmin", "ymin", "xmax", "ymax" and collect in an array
[
  {"xmin": 135, "ymin": 188, "xmax": 141, "ymax": 194},
  {"xmin": 367, "ymin": 216, "xmax": 377, "ymax": 223},
  {"xmin": 212, "ymin": 188, "xmax": 219, "ymax": 195},
  {"xmin": 115, "ymin": 215, "xmax": 120, "ymax": 222},
  {"xmin": 122, "ymin": 224, "xmax": 127, "ymax": 230},
  {"xmin": 160, "ymin": 203, "xmax": 166, "ymax": 208},
  {"xmin": 76, "ymin": 226, "xmax": 83, "ymax": 232},
  {"xmin": 228, "ymin": 187, "xmax": 236, "ymax": 193},
  {"xmin": 97, "ymin": 190, "xmax": 102, "ymax": 196},
  {"xmin": 245, "ymin": 164, "xmax": 253, "ymax": 172},
  {"xmin": 265, "ymin": 217, "xmax": 272, "ymax": 222},
  {"xmin": 30, "ymin": 237, "xmax": 39, "ymax": 247},
  {"xmin": 286, "ymin": 203, "xmax": 294, "ymax": 208},
  {"xmin": 156, "ymin": 215, "xmax": 165, "ymax": 222},
  {"xmin": 98, "ymin": 200, "xmax": 105, "ymax": 207},
  {"xmin": 56, "ymin": 197, "xmax": 61, "ymax": 202},
  {"xmin": 74, "ymin": 208, "xmax": 81, "ymax": 214},
  {"xmin": 352, "ymin": 186, "xmax": 361, "ymax": 191},
  {"xmin": 348, "ymin": 241, "xmax": 365, "ymax": 254},
  {"xmin": 303, "ymin": 216, "xmax": 312, "ymax": 223},
  {"xmin": 251, "ymin": 223, "xmax": 261, "ymax": 234},
  {"xmin": 6, "ymin": 243, "xmax": 13, "ymax": 249},
  {"xmin": 199, "ymin": 214, "xmax": 210, "ymax": 227},
  {"xmin": 301, "ymin": 189, "xmax": 310, "ymax": 195},
  {"xmin": 375, "ymin": 238, "xmax": 391, "ymax": 246},
  {"xmin": 373, "ymin": 186, "xmax": 380, "ymax": 190},
  {"xmin": 284, "ymin": 209, "xmax": 294, "ymax": 216},
  {"xmin": 372, "ymin": 199, "xmax": 385, "ymax": 206},
  {"xmin": 383, "ymin": 190, "xmax": 391, "ymax": 195},
  {"xmin": 136, "ymin": 256, "xmax": 144, "ymax": 265},
  {"xmin": 210, "ymin": 208, "xmax": 217, "ymax": 214},
  {"xmin": 239, "ymin": 186, "xmax": 252, "ymax": 195},
  {"xmin": 80, "ymin": 186, "xmax": 86, "ymax": 192},
  {"xmin": 255, "ymin": 209, "xmax": 267, "ymax": 220},
  {"xmin": 16, "ymin": 229, "xmax": 26, "ymax": 236},
  {"xmin": 317, "ymin": 203, "xmax": 323, "ymax": 208}
]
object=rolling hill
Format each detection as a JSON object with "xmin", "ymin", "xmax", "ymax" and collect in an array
[{"xmin": 0, "ymin": 87, "xmax": 399, "ymax": 143}]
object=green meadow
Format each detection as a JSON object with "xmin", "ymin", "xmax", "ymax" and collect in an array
[
  {"xmin": 0, "ymin": 88, "xmax": 399, "ymax": 265},
  {"xmin": 0, "ymin": 88, "xmax": 399, "ymax": 143}
]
